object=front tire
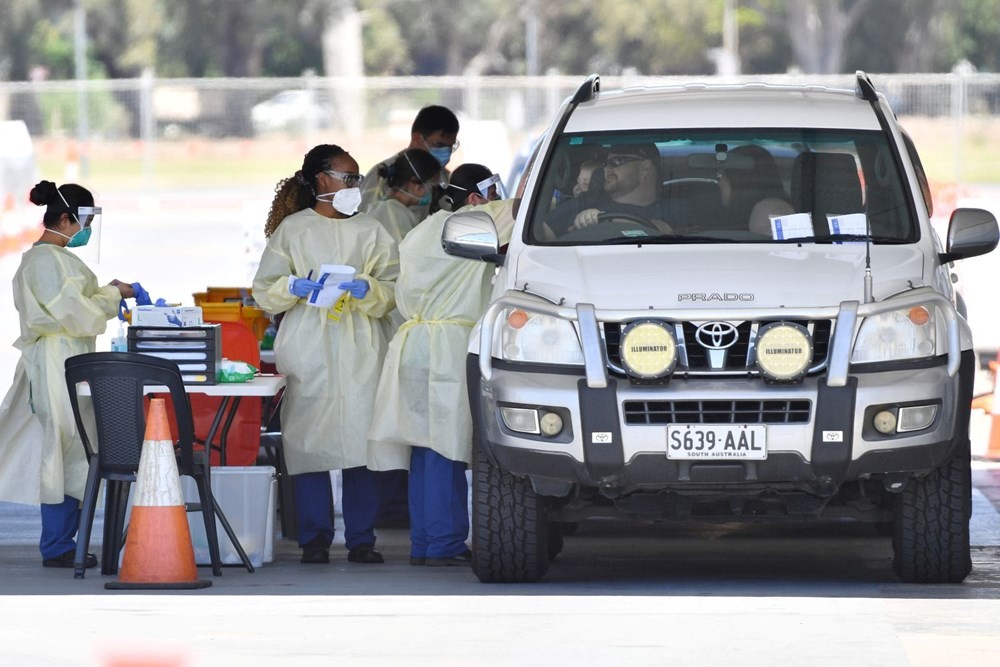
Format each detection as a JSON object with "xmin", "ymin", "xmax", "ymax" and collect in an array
[
  {"xmin": 891, "ymin": 438, "xmax": 972, "ymax": 583},
  {"xmin": 472, "ymin": 445, "xmax": 549, "ymax": 583}
]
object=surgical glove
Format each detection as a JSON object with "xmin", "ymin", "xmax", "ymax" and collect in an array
[
  {"xmin": 131, "ymin": 282, "xmax": 153, "ymax": 306},
  {"xmin": 288, "ymin": 276, "xmax": 325, "ymax": 298},
  {"xmin": 338, "ymin": 279, "xmax": 370, "ymax": 300}
]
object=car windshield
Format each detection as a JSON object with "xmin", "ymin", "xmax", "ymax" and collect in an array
[{"xmin": 526, "ymin": 129, "xmax": 918, "ymax": 246}]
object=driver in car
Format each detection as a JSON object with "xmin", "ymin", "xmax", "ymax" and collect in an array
[{"xmin": 542, "ymin": 143, "xmax": 690, "ymax": 240}]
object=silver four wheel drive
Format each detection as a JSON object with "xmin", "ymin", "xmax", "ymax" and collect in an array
[{"xmin": 443, "ymin": 72, "xmax": 999, "ymax": 584}]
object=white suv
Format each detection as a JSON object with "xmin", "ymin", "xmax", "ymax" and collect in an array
[{"xmin": 443, "ymin": 72, "xmax": 998, "ymax": 583}]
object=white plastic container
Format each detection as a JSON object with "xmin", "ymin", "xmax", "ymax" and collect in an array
[{"xmin": 180, "ymin": 466, "xmax": 277, "ymax": 567}]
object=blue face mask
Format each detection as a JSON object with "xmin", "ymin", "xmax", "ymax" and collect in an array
[
  {"xmin": 67, "ymin": 226, "xmax": 92, "ymax": 248},
  {"xmin": 417, "ymin": 191, "xmax": 432, "ymax": 207},
  {"xmin": 428, "ymin": 146, "xmax": 452, "ymax": 167}
]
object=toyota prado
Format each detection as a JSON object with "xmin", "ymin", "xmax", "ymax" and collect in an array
[{"xmin": 443, "ymin": 73, "xmax": 998, "ymax": 583}]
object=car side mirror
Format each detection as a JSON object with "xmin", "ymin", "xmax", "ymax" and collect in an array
[
  {"xmin": 442, "ymin": 211, "xmax": 505, "ymax": 266},
  {"xmin": 940, "ymin": 207, "xmax": 999, "ymax": 264}
]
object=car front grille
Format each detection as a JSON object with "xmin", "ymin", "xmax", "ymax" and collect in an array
[
  {"xmin": 603, "ymin": 319, "xmax": 832, "ymax": 376},
  {"xmin": 623, "ymin": 399, "xmax": 812, "ymax": 425}
]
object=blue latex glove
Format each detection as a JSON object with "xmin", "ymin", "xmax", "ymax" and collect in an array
[
  {"xmin": 338, "ymin": 279, "xmax": 370, "ymax": 300},
  {"xmin": 289, "ymin": 277, "xmax": 324, "ymax": 298},
  {"xmin": 131, "ymin": 282, "xmax": 153, "ymax": 306}
]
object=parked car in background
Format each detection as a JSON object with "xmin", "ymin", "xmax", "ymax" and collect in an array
[{"xmin": 251, "ymin": 89, "xmax": 333, "ymax": 135}]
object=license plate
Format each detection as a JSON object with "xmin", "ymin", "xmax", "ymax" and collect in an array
[{"xmin": 666, "ymin": 424, "xmax": 767, "ymax": 460}]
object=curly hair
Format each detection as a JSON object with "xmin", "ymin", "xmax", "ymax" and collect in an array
[
  {"xmin": 28, "ymin": 180, "xmax": 94, "ymax": 228},
  {"xmin": 264, "ymin": 144, "xmax": 347, "ymax": 238}
]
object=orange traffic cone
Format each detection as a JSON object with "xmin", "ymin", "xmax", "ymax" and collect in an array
[{"xmin": 105, "ymin": 398, "xmax": 211, "ymax": 590}]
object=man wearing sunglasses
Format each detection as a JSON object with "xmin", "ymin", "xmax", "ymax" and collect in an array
[{"xmin": 543, "ymin": 143, "xmax": 689, "ymax": 240}]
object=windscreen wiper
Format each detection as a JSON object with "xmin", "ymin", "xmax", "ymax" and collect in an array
[
  {"xmin": 774, "ymin": 234, "xmax": 907, "ymax": 244},
  {"xmin": 599, "ymin": 234, "xmax": 733, "ymax": 245}
]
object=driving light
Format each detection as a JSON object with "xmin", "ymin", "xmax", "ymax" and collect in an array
[
  {"xmin": 755, "ymin": 322, "xmax": 812, "ymax": 381},
  {"xmin": 620, "ymin": 321, "xmax": 677, "ymax": 379}
]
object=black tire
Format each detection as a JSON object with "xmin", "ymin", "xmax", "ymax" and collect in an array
[
  {"xmin": 891, "ymin": 439, "xmax": 972, "ymax": 583},
  {"xmin": 471, "ymin": 446, "xmax": 549, "ymax": 583}
]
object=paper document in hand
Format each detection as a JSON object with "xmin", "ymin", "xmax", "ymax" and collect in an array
[{"xmin": 308, "ymin": 264, "xmax": 355, "ymax": 308}]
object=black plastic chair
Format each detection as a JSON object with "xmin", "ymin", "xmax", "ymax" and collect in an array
[{"xmin": 65, "ymin": 351, "xmax": 253, "ymax": 579}]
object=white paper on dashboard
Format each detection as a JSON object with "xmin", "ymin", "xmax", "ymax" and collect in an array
[
  {"xmin": 770, "ymin": 213, "xmax": 814, "ymax": 240},
  {"xmin": 827, "ymin": 213, "xmax": 869, "ymax": 241}
]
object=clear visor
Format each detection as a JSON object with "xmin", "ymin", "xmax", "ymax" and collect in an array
[
  {"xmin": 452, "ymin": 173, "xmax": 505, "ymax": 200},
  {"xmin": 77, "ymin": 206, "xmax": 102, "ymax": 228},
  {"xmin": 475, "ymin": 174, "xmax": 505, "ymax": 199}
]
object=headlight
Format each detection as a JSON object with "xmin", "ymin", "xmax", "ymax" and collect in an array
[
  {"xmin": 492, "ymin": 308, "xmax": 584, "ymax": 365},
  {"xmin": 851, "ymin": 306, "xmax": 936, "ymax": 364}
]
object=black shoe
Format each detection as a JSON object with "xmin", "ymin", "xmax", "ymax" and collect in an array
[
  {"xmin": 300, "ymin": 537, "xmax": 330, "ymax": 564},
  {"xmin": 425, "ymin": 549, "xmax": 472, "ymax": 567},
  {"xmin": 409, "ymin": 556, "xmax": 426, "ymax": 566},
  {"xmin": 43, "ymin": 550, "xmax": 97, "ymax": 569},
  {"xmin": 347, "ymin": 545, "xmax": 384, "ymax": 564}
]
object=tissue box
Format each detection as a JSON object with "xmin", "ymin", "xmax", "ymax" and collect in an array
[{"xmin": 132, "ymin": 305, "xmax": 203, "ymax": 327}]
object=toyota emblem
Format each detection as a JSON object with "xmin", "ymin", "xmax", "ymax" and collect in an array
[{"xmin": 694, "ymin": 321, "xmax": 740, "ymax": 349}]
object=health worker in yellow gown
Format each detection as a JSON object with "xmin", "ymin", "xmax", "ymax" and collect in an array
[
  {"xmin": 252, "ymin": 144, "xmax": 399, "ymax": 565},
  {"xmin": 0, "ymin": 180, "xmax": 135, "ymax": 569}
]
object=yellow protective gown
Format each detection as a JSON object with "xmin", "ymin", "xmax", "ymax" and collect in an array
[
  {"xmin": 0, "ymin": 244, "xmax": 120, "ymax": 505},
  {"xmin": 252, "ymin": 208, "xmax": 398, "ymax": 475},
  {"xmin": 366, "ymin": 197, "xmax": 421, "ymax": 244},
  {"xmin": 368, "ymin": 199, "xmax": 514, "ymax": 469}
]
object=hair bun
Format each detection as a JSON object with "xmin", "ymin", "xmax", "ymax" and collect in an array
[{"xmin": 28, "ymin": 180, "xmax": 59, "ymax": 207}]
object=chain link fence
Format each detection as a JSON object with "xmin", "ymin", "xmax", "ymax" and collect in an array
[{"xmin": 1, "ymin": 72, "xmax": 999, "ymax": 195}]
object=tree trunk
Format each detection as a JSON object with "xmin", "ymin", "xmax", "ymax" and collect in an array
[
  {"xmin": 785, "ymin": 0, "xmax": 873, "ymax": 74},
  {"xmin": 321, "ymin": 0, "xmax": 365, "ymax": 139}
]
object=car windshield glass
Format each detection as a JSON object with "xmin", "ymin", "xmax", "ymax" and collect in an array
[{"xmin": 526, "ymin": 129, "xmax": 917, "ymax": 246}]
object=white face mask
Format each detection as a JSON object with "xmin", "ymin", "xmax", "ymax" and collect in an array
[{"xmin": 317, "ymin": 187, "xmax": 362, "ymax": 216}]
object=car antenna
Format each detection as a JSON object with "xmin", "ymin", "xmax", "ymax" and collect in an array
[
  {"xmin": 855, "ymin": 70, "xmax": 884, "ymax": 304},
  {"xmin": 864, "ymin": 205, "xmax": 874, "ymax": 304}
]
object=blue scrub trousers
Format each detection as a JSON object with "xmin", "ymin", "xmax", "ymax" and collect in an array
[
  {"xmin": 294, "ymin": 467, "xmax": 381, "ymax": 551},
  {"xmin": 408, "ymin": 447, "xmax": 469, "ymax": 559},
  {"xmin": 39, "ymin": 495, "xmax": 81, "ymax": 559}
]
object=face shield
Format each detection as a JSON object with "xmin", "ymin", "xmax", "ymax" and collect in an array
[{"xmin": 451, "ymin": 173, "xmax": 506, "ymax": 203}]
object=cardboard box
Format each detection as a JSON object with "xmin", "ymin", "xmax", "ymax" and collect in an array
[
  {"xmin": 181, "ymin": 466, "xmax": 277, "ymax": 567},
  {"xmin": 132, "ymin": 305, "xmax": 203, "ymax": 328}
]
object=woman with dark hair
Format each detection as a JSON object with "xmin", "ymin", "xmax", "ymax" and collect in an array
[
  {"xmin": 366, "ymin": 148, "xmax": 442, "ymax": 242},
  {"xmin": 0, "ymin": 180, "xmax": 135, "ymax": 568},
  {"xmin": 368, "ymin": 164, "xmax": 512, "ymax": 566},
  {"xmin": 252, "ymin": 144, "xmax": 399, "ymax": 565}
]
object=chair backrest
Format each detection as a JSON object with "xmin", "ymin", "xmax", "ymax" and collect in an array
[
  {"xmin": 791, "ymin": 152, "xmax": 864, "ymax": 223},
  {"xmin": 65, "ymin": 352, "xmax": 197, "ymax": 476}
]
